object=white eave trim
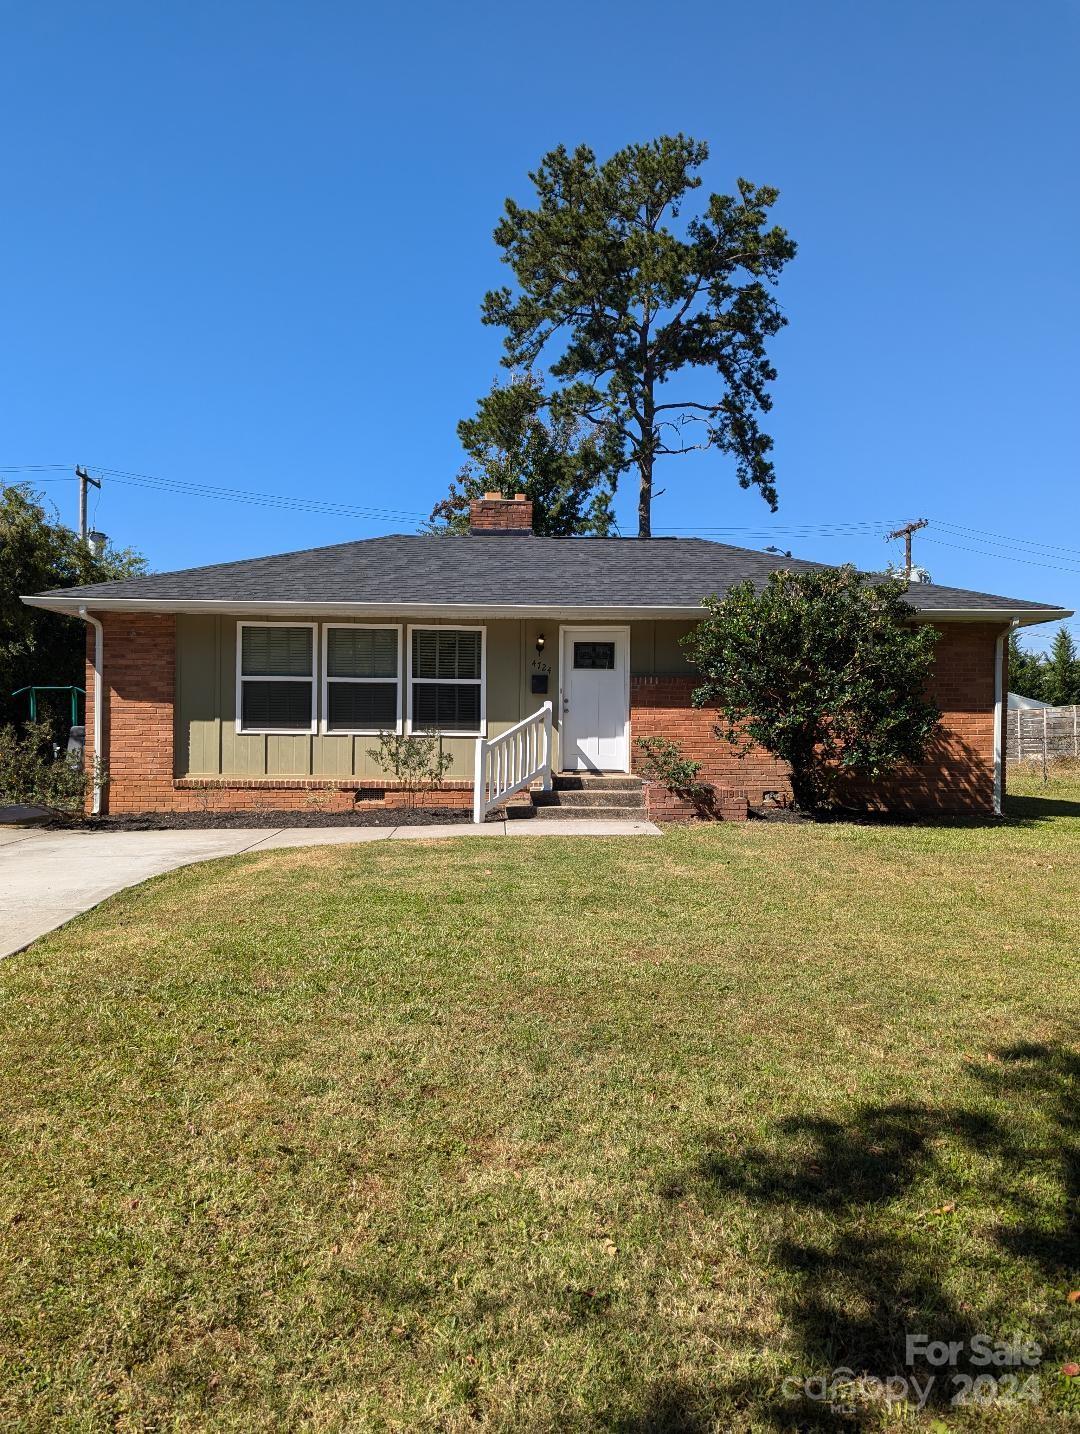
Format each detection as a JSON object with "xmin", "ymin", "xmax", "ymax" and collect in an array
[
  {"xmin": 907, "ymin": 607, "xmax": 1073, "ymax": 628},
  {"xmin": 20, "ymin": 595, "xmax": 1074, "ymax": 627}
]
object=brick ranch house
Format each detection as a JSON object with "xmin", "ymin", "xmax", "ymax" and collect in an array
[{"xmin": 22, "ymin": 495, "xmax": 1071, "ymax": 821}]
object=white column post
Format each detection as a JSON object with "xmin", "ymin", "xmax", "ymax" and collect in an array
[
  {"xmin": 542, "ymin": 700, "xmax": 553, "ymax": 791},
  {"xmin": 993, "ymin": 628, "xmax": 1007, "ymax": 815},
  {"xmin": 472, "ymin": 736, "xmax": 486, "ymax": 824}
]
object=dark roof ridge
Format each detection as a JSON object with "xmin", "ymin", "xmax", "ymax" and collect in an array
[{"xmin": 20, "ymin": 530, "xmax": 1069, "ymax": 619}]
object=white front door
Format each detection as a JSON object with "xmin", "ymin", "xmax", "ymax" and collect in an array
[{"xmin": 559, "ymin": 626, "xmax": 630, "ymax": 772}]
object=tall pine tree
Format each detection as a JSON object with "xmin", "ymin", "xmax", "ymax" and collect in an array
[
  {"xmin": 1007, "ymin": 632, "xmax": 1047, "ymax": 703},
  {"xmin": 430, "ymin": 373, "xmax": 620, "ymax": 535},
  {"xmin": 1043, "ymin": 625, "xmax": 1080, "ymax": 706},
  {"xmin": 481, "ymin": 136, "xmax": 796, "ymax": 536}
]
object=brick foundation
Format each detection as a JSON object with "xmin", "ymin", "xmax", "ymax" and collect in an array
[
  {"xmin": 631, "ymin": 624, "xmax": 1007, "ymax": 821},
  {"xmin": 171, "ymin": 779, "xmax": 474, "ymax": 812}
]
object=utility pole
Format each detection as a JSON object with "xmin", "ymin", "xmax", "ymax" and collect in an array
[
  {"xmin": 75, "ymin": 465, "xmax": 101, "ymax": 545},
  {"xmin": 886, "ymin": 517, "xmax": 928, "ymax": 579}
]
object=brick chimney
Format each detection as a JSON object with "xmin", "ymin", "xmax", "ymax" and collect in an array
[{"xmin": 468, "ymin": 492, "xmax": 534, "ymax": 535}]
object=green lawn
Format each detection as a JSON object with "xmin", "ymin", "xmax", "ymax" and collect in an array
[{"xmin": 1, "ymin": 773, "xmax": 1078, "ymax": 1431}]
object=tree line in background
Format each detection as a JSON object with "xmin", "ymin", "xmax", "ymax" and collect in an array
[
  {"xmin": 431, "ymin": 135, "xmax": 796, "ymax": 536},
  {"xmin": 0, "ymin": 484, "xmax": 144, "ymax": 730},
  {"xmin": 1009, "ymin": 627, "xmax": 1080, "ymax": 708}
]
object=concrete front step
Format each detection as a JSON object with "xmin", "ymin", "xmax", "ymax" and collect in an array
[
  {"xmin": 498, "ymin": 772, "xmax": 646, "ymax": 819},
  {"xmin": 534, "ymin": 788, "xmax": 645, "ymax": 810},
  {"xmin": 553, "ymin": 773, "xmax": 644, "ymax": 792},
  {"xmin": 508, "ymin": 803, "xmax": 647, "ymax": 821}
]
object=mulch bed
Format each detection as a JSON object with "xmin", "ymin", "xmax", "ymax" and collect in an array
[
  {"xmin": 748, "ymin": 805, "xmax": 813, "ymax": 823},
  {"xmin": 42, "ymin": 808, "xmax": 480, "ymax": 832}
]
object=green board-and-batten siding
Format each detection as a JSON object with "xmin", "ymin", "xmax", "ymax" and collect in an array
[{"xmin": 174, "ymin": 614, "xmax": 697, "ymax": 780}]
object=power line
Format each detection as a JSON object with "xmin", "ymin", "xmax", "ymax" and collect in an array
[
  {"xmin": 649, "ymin": 517, "xmax": 1080, "ymax": 577},
  {"xmin": 921, "ymin": 536, "xmax": 1080, "ymax": 576},
  {"xmin": 654, "ymin": 520, "xmax": 904, "ymax": 538},
  {"xmin": 0, "ymin": 464, "xmax": 71, "ymax": 474},
  {"xmin": 928, "ymin": 531, "xmax": 1080, "ymax": 570},
  {"xmin": 934, "ymin": 519, "xmax": 1080, "ymax": 561},
  {"xmin": 5, "ymin": 466, "xmax": 904, "ymax": 537},
  {"xmin": 93, "ymin": 466, "xmax": 427, "ymax": 524},
  {"xmin": 109, "ymin": 478, "xmax": 424, "ymax": 525},
  {"xmin": 1, "ymin": 462, "xmax": 427, "ymax": 526},
  {"xmin": 3, "ymin": 463, "xmax": 1080, "ymax": 584}
]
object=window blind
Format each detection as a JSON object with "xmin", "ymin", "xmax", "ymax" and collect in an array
[
  {"xmin": 242, "ymin": 625, "xmax": 313, "ymax": 677},
  {"xmin": 241, "ymin": 680, "xmax": 313, "ymax": 731},
  {"xmin": 412, "ymin": 629, "xmax": 481, "ymax": 681},
  {"xmin": 327, "ymin": 627, "xmax": 398, "ymax": 679}
]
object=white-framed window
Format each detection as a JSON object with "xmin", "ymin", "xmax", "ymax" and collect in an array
[
  {"xmin": 236, "ymin": 622, "xmax": 317, "ymax": 734},
  {"xmin": 321, "ymin": 624, "xmax": 402, "ymax": 734},
  {"xmin": 407, "ymin": 625, "xmax": 485, "ymax": 736}
]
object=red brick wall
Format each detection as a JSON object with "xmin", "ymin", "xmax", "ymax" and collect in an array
[
  {"xmin": 837, "ymin": 622, "xmax": 1004, "ymax": 814},
  {"xmin": 86, "ymin": 613, "xmax": 176, "ymax": 813},
  {"xmin": 630, "ymin": 623, "xmax": 1007, "ymax": 820},
  {"xmin": 468, "ymin": 495, "xmax": 534, "ymax": 532},
  {"xmin": 630, "ymin": 675, "xmax": 789, "ymax": 821}
]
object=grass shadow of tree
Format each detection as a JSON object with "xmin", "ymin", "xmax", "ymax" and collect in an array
[
  {"xmin": 618, "ymin": 1043, "xmax": 1078, "ymax": 1430},
  {"xmin": 1005, "ymin": 793, "xmax": 1080, "ymax": 823}
]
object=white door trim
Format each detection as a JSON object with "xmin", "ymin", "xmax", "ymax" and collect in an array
[{"xmin": 558, "ymin": 625, "xmax": 631, "ymax": 773}]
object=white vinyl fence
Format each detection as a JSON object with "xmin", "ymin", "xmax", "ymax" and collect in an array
[{"xmin": 1007, "ymin": 704, "xmax": 1080, "ymax": 765}]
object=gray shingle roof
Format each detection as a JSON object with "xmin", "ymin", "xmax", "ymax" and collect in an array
[{"xmin": 24, "ymin": 533, "xmax": 1068, "ymax": 618}]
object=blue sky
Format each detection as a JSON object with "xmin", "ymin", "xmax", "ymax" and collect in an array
[{"xmin": 2, "ymin": 0, "xmax": 1077, "ymax": 649}]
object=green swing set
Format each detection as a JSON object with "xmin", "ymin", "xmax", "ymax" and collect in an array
[{"xmin": 10, "ymin": 685, "xmax": 85, "ymax": 726}]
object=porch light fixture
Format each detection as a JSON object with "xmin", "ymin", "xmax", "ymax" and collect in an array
[{"xmin": 535, "ymin": 632, "xmax": 546, "ymax": 654}]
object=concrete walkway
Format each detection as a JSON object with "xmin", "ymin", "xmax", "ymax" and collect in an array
[{"xmin": 0, "ymin": 818, "xmax": 660, "ymax": 960}]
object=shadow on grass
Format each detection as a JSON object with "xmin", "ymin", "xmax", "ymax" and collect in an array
[
  {"xmin": 1005, "ymin": 793, "xmax": 1080, "ymax": 823},
  {"xmin": 818, "ymin": 793, "xmax": 1080, "ymax": 828},
  {"xmin": 620, "ymin": 1043, "xmax": 1078, "ymax": 1430},
  {"xmin": 752, "ymin": 794, "xmax": 1080, "ymax": 830}
]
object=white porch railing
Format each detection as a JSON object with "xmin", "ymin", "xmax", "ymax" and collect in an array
[{"xmin": 473, "ymin": 701, "xmax": 553, "ymax": 823}]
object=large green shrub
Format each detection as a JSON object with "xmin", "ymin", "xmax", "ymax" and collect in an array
[{"xmin": 684, "ymin": 567, "xmax": 941, "ymax": 812}]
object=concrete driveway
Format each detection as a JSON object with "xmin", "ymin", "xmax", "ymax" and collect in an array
[{"xmin": 0, "ymin": 817, "xmax": 659, "ymax": 959}]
